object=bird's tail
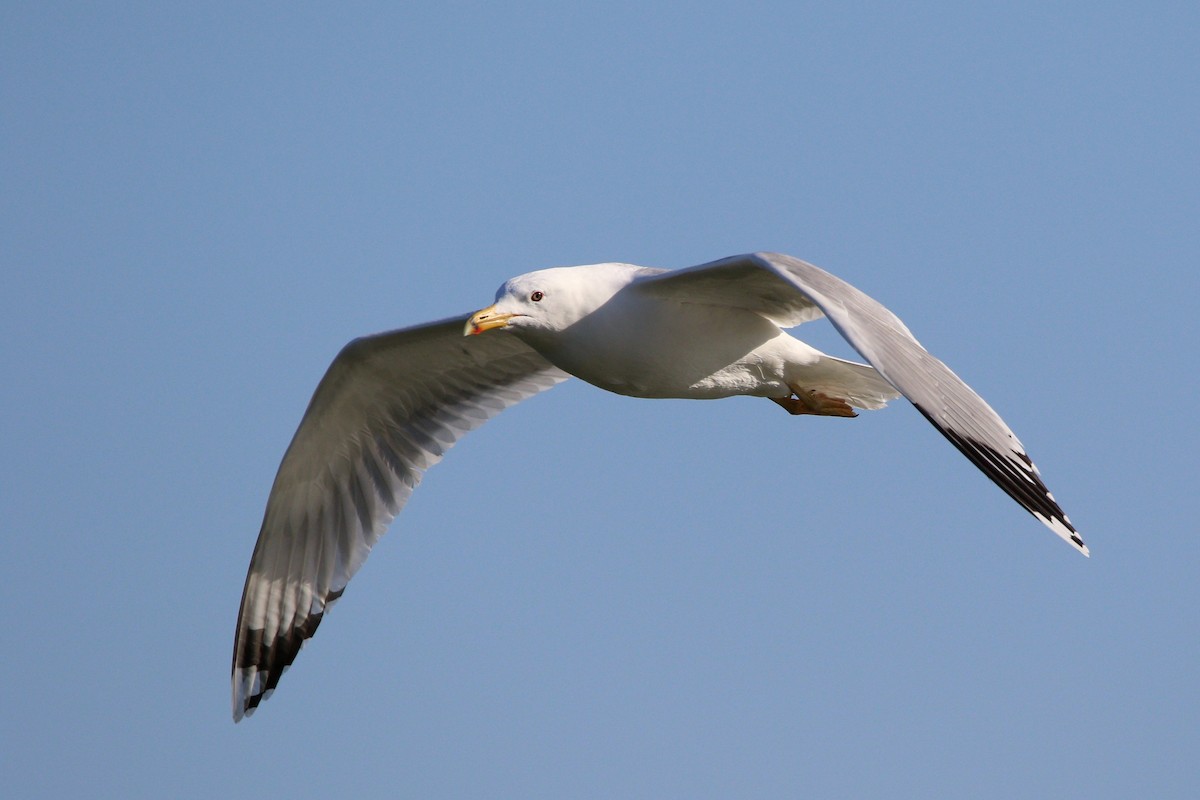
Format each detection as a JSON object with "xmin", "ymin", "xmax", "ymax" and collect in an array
[{"xmin": 788, "ymin": 355, "xmax": 902, "ymax": 410}]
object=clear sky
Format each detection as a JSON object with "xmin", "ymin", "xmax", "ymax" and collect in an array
[{"xmin": 4, "ymin": 3, "xmax": 1197, "ymax": 798}]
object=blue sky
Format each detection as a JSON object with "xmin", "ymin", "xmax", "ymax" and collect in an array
[{"xmin": 3, "ymin": 3, "xmax": 1197, "ymax": 797}]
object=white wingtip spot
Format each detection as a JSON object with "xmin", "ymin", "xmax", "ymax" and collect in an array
[{"xmin": 1038, "ymin": 513, "xmax": 1089, "ymax": 557}]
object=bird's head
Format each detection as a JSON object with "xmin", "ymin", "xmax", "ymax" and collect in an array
[{"xmin": 464, "ymin": 264, "xmax": 641, "ymax": 340}]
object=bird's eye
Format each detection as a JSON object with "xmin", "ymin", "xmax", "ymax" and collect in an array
[{"xmin": 530, "ymin": 291, "xmax": 544, "ymax": 302}]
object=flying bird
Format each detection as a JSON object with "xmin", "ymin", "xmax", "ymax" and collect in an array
[{"xmin": 232, "ymin": 252, "xmax": 1086, "ymax": 720}]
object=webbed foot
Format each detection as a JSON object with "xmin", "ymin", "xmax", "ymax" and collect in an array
[{"xmin": 770, "ymin": 388, "xmax": 858, "ymax": 417}]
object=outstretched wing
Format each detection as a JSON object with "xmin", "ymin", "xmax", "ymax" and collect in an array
[
  {"xmin": 636, "ymin": 252, "xmax": 1087, "ymax": 556},
  {"xmin": 232, "ymin": 315, "xmax": 569, "ymax": 720}
]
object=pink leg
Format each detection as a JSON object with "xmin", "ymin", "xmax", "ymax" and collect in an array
[{"xmin": 770, "ymin": 386, "xmax": 858, "ymax": 417}]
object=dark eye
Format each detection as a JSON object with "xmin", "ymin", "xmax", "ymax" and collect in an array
[{"xmin": 530, "ymin": 291, "xmax": 544, "ymax": 302}]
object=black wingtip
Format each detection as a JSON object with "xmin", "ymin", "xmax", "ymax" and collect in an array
[
  {"xmin": 233, "ymin": 593, "xmax": 340, "ymax": 720},
  {"xmin": 913, "ymin": 405, "xmax": 1086, "ymax": 553}
]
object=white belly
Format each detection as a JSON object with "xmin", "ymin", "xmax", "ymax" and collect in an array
[{"xmin": 524, "ymin": 298, "xmax": 821, "ymax": 400}]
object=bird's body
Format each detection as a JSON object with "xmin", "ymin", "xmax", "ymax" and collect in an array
[
  {"xmin": 481, "ymin": 262, "xmax": 897, "ymax": 406},
  {"xmin": 521, "ymin": 279, "xmax": 786, "ymax": 399},
  {"xmin": 232, "ymin": 252, "xmax": 1086, "ymax": 721}
]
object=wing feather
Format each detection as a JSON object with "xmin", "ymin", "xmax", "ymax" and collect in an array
[
  {"xmin": 232, "ymin": 315, "xmax": 568, "ymax": 720},
  {"xmin": 636, "ymin": 253, "xmax": 1087, "ymax": 556}
]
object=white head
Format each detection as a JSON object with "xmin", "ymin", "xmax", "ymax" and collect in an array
[{"xmin": 464, "ymin": 264, "xmax": 643, "ymax": 340}]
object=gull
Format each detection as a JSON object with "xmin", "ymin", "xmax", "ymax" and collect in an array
[{"xmin": 232, "ymin": 252, "xmax": 1086, "ymax": 720}]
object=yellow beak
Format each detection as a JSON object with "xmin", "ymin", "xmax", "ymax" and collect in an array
[{"xmin": 464, "ymin": 305, "xmax": 517, "ymax": 336}]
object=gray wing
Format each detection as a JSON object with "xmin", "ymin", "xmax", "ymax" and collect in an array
[
  {"xmin": 232, "ymin": 315, "xmax": 569, "ymax": 720},
  {"xmin": 636, "ymin": 252, "xmax": 1087, "ymax": 556}
]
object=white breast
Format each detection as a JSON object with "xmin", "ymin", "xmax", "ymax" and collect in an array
[{"xmin": 524, "ymin": 292, "xmax": 799, "ymax": 399}]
